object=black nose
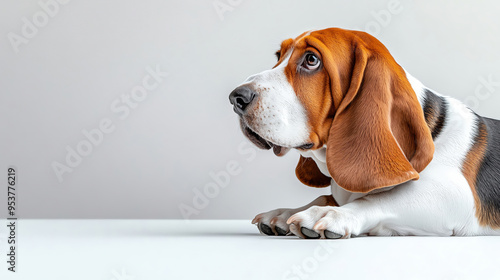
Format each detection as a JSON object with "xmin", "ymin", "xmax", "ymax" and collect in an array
[{"xmin": 229, "ymin": 86, "xmax": 256, "ymax": 116}]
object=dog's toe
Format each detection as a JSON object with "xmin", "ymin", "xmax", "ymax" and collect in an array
[
  {"xmin": 259, "ymin": 223, "xmax": 275, "ymax": 235},
  {"xmin": 301, "ymin": 227, "xmax": 320, "ymax": 239},
  {"xmin": 253, "ymin": 208, "xmax": 296, "ymax": 236},
  {"xmin": 275, "ymin": 226, "xmax": 287, "ymax": 236},
  {"xmin": 324, "ymin": 230, "xmax": 343, "ymax": 239}
]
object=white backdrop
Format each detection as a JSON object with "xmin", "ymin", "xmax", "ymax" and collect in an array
[{"xmin": 2, "ymin": 0, "xmax": 500, "ymax": 219}]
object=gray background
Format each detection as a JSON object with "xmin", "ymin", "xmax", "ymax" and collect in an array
[{"xmin": 1, "ymin": 0, "xmax": 500, "ymax": 219}]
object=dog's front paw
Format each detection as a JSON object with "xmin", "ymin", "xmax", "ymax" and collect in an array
[
  {"xmin": 286, "ymin": 206, "xmax": 362, "ymax": 239},
  {"xmin": 252, "ymin": 208, "xmax": 297, "ymax": 236}
]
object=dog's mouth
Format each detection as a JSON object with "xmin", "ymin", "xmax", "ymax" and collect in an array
[{"xmin": 241, "ymin": 124, "xmax": 291, "ymax": 157}]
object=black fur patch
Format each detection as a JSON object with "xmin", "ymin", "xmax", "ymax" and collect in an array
[
  {"xmin": 422, "ymin": 89, "xmax": 447, "ymax": 139},
  {"xmin": 474, "ymin": 116, "xmax": 500, "ymax": 226}
]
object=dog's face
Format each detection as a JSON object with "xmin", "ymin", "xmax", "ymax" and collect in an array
[
  {"xmin": 229, "ymin": 31, "xmax": 334, "ymax": 157},
  {"xmin": 229, "ymin": 28, "xmax": 435, "ymax": 193}
]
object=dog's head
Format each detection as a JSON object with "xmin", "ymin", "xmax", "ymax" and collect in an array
[{"xmin": 229, "ymin": 28, "xmax": 434, "ymax": 193}]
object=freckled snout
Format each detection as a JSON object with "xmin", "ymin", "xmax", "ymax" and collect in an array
[{"xmin": 229, "ymin": 85, "xmax": 256, "ymax": 116}]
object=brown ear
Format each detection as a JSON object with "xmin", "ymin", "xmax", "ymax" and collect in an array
[
  {"xmin": 295, "ymin": 156, "xmax": 331, "ymax": 188},
  {"xmin": 326, "ymin": 39, "xmax": 434, "ymax": 193}
]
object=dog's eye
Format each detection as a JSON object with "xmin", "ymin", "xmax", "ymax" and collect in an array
[{"xmin": 302, "ymin": 53, "xmax": 320, "ymax": 70}]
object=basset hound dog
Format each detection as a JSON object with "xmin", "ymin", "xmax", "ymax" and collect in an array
[{"xmin": 228, "ymin": 27, "xmax": 500, "ymax": 239}]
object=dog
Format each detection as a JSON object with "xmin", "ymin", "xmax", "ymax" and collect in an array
[{"xmin": 228, "ymin": 28, "xmax": 500, "ymax": 239}]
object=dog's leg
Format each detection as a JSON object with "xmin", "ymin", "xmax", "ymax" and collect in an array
[
  {"xmin": 287, "ymin": 176, "xmax": 480, "ymax": 239},
  {"xmin": 252, "ymin": 195, "xmax": 337, "ymax": 236}
]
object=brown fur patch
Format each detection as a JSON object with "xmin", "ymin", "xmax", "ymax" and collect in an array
[
  {"xmin": 295, "ymin": 156, "xmax": 331, "ymax": 188},
  {"xmin": 318, "ymin": 195, "xmax": 338, "ymax": 206}
]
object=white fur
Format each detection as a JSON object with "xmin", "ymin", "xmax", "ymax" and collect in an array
[{"xmin": 237, "ymin": 49, "xmax": 311, "ymax": 148}]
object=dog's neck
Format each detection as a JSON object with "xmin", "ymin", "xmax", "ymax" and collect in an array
[
  {"xmin": 298, "ymin": 146, "xmax": 370, "ymax": 205},
  {"xmin": 406, "ymin": 71, "xmax": 448, "ymax": 139}
]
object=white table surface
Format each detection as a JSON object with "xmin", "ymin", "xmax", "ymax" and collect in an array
[{"xmin": 0, "ymin": 219, "xmax": 499, "ymax": 280}]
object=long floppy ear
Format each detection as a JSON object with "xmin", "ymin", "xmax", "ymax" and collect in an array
[
  {"xmin": 326, "ymin": 41, "xmax": 434, "ymax": 193},
  {"xmin": 295, "ymin": 156, "xmax": 331, "ymax": 188}
]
